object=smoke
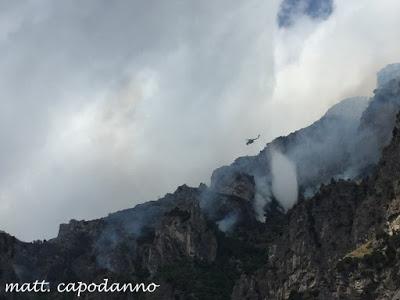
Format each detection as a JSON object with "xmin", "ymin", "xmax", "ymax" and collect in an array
[
  {"xmin": 270, "ymin": 150, "xmax": 298, "ymax": 210},
  {"xmin": 253, "ymin": 176, "xmax": 272, "ymax": 222},
  {"xmin": 0, "ymin": 0, "xmax": 280, "ymax": 241},
  {"xmin": 1, "ymin": 0, "xmax": 400, "ymax": 241},
  {"xmin": 232, "ymin": 69, "xmax": 400, "ymax": 218},
  {"xmin": 216, "ymin": 213, "xmax": 238, "ymax": 233},
  {"xmin": 377, "ymin": 64, "xmax": 400, "ymax": 87},
  {"xmin": 238, "ymin": 97, "xmax": 369, "ymax": 218},
  {"xmin": 285, "ymin": 97, "xmax": 370, "ymax": 190}
]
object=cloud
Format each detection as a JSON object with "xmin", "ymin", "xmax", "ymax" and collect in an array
[
  {"xmin": 278, "ymin": 0, "xmax": 334, "ymax": 28},
  {"xmin": 0, "ymin": 0, "xmax": 280, "ymax": 241},
  {"xmin": 271, "ymin": 0, "xmax": 400, "ymax": 136},
  {"xmin": 1, "ymin": 0, "xmax": 400, "ymax": 241}
]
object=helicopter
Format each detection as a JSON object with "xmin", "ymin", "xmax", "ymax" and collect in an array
[{"xmin": 246, "ymin": 134, "xmax": 260, "ymax": 145}]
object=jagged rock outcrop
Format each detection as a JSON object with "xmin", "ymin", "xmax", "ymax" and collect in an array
[
  {"xmin": 140, "ymin": 186, "xmax": 217, "ymax": 275},
  {"xmin": 0, "ymin": 185, "xmax": 221, "ymax": 299},
  {"xmin": 210, "ymin": 168, "xmax": 255, "ymax": 202}
]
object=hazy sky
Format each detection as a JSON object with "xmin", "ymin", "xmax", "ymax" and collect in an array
[{"xmin": 0, "ymin": 0, "xmax": 400, "ymax": 241}]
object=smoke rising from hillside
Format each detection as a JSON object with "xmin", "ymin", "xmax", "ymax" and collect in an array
[{"xmin": 271, "ymin": 151, "xmax": 298, "ymax": 210}]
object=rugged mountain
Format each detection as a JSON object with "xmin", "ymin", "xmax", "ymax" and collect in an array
[
  {"xmin": 232, "ymin": 110, "xmax": 400, "ymax": 300},
  {"xmin": 1, "ymin": 65, "xmax": 400, "ymax": 299}
]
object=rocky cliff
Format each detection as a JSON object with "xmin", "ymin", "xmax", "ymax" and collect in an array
[{"xmin": 2, "ymin": 65, "xmax": 400, "ymax": 299}]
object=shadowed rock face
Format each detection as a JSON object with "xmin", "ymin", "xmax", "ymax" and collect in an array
[
  {"xmin": 2, "ymin": 66, "xmax": 400, "ymax": 300},
  {"xmin": 210, "ymin": 168, "xmax": 255, "ymax": 202}
]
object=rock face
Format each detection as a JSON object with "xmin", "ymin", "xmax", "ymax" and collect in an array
[
  {"xmin": 2, "ymin": 65, "xmax": 400, "ymax": 300},
  {"xmin": 140, "ymin": 186, "xmax": 217, "ymax": 275},
  {"xmin": 210, "ymin": 167, "xmax": 255, "ymax": 202},
  {"xmin": 0, "ymin": 187, "xmax": 219, "ymax": 299}
]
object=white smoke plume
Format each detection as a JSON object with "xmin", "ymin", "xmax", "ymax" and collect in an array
[
  {"xmin": 270, "ymin": 150, "xmax": 298, "ymax": 210},
  {"xmin": 216, "ymin": 213, "xmax": 238, "ymax": 233},
  {"xmin": 253, "ymin": 176, "xmax": 272, "ymax": 222}
]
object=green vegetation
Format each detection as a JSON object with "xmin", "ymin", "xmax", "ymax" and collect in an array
[
  {"xmin": 157, "ymin": 230, "xmax": 268, "ymax": 300},
  {"xmin": 158, "ymin": 260, "xmax": 236, "ymax": 300}
]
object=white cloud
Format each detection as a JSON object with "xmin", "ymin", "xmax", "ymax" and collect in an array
[
  {"xmin": 271, "ymin": 0, "xmax": 400, "ymax": 136},
  {"xmin": 1, "ymin": 0, "xmax": 400, "ymax": 241},
  {"xmin": 0, "ymin": 0, "xmax": 280, "ymax": 241}
]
